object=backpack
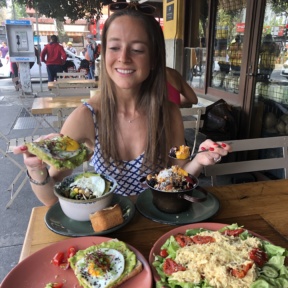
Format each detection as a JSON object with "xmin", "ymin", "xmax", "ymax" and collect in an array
[{"xmin": 80, "ymin": 59, "xmax": 90, "ymax": 69}]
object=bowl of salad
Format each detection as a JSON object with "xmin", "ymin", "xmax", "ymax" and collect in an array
[{"xmin": 54, "ymin": 172, "xmax": 117, "ymax": 221}]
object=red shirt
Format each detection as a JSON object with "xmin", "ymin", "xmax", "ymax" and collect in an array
[
  {"xmin": 167, "ymin": 81, "xmax": 181, "ymax": 105},
  {"xmin": 40, "ymin": 42, "xmax": 67, "ymax": 65}
]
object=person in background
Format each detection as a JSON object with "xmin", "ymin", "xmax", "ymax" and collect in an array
[
  {"xmin": 166, "ymin": 67, "xmax": 198, "ymax": 107},
  {"xmin": 66, "ymin": 41, "xmax": 77, "ymax": 54},
  {"xmin": 0, "ymin": 41, "xmax": 8, "ymax": 58},
  {"xmin": 14, "ymin": 3, "xmax": 231, "ymax": 206},
  {"xmin": 40, "ymin": 35, "xmax": 67, "ymax": 82},
  {"xmin": 85, "ymin": 34, "xmax": 97, "ymax": 79}
]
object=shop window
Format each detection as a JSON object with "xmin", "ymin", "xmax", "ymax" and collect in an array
[{"xmin": 211, "ymin": 0, "xmax": 247, "ymax": 94}]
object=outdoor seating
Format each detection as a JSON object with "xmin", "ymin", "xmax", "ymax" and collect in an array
[
  {"xmin": 0, "ymin": 132, "xmax": 40, "ymax": 208},
  {"xmin": 181, "ymin": 106, "xmax": 206, "ymax": 155},
  {"xmin": 204, "ymin": 136, "xmax": 288, "ymax": 186}
]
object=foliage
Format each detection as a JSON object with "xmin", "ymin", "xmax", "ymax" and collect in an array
[
  {"xmin": 14, "ymin": 0, "xmax": 109, "ymax": 22},
  {"xmin": 269, "ymin": 0, "xmax": 288, "ymax": 16},
  {"xmin": 0, "ymin": 0, "xmax": 6, "ymax": 8}
]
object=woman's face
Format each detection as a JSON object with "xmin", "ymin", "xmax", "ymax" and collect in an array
[{"xmin": 105, "ymin": 15, "xmax": 151, "ymax": 91}]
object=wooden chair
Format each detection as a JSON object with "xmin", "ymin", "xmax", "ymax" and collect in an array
[
  {"xmin": 0, "ymin": 132, "xmax": 40, "ymax": 208},
  {"xmin": 204, "ymin": 136, "xmax": 288, "ymax": 186},
  {"xmin": 51, "ymin": 108, "xmax": 75, "ymax": 131},
  {"xmin": 181, "ymin": 107, "xmax": 206, "ymax": 155}
]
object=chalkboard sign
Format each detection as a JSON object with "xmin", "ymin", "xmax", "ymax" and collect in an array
[{"xmin": 166, "ymin": 4, "xmax": 174, "ymax": 21}]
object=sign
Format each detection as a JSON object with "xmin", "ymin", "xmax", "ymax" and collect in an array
[
  {"xmin": 166, "ymin": 4, "xmax": 174, "ymax": 22},
  {"xmin": 236, "ymin": 23, "xmax": 245, "ymax": 33},
  {"xmin": 5, "ymin": 20, "xmax": 32, "ymax": 26}
]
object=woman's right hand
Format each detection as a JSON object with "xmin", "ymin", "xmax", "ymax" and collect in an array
[{"xmin": 13, "ymin": 133, "xmax": 61, "ymax": 171}]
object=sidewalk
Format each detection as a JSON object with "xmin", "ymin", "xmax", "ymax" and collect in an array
[{"xmin": 0, "ymin": 81, "xmax": 54, "ymax": 283}]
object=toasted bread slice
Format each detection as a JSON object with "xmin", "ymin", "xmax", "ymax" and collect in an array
[
  {"xmin": 26, "ymin": 135, "xmax": 92, "ymax": 170},
  {"xmin": 111, "ymin": 259, "xmax": 143, "ymax": 288}
]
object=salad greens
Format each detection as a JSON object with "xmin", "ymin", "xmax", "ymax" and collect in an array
[{"xmin": 153, "ymin": 224, "xmax": 288, "ymax": 288}]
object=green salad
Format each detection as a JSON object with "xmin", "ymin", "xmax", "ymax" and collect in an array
[{"xmin": 153, "ymin": 224, "xmax": 288, "ymax": 288}]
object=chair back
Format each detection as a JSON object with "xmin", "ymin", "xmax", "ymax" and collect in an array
[
  {"xmin": 204, "ymin": 136, "xmax": 288, "ymax": 186},
  {"xmin": 180, "ymin": 107, "xmax": 206, "ymax": 154},
  {"xmin": 51, "ymin": 108, "xmax": 75, "ymax": 131}
]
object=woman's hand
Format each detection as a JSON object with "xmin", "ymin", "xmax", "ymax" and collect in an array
[
  {"xmin": 184, "ymin": 139, "xmax": 232, "ymax": 177},
  {"xmin": 13, "ymin": 133, "xmax": 61, "ymax": 171},
  {"xmin": 194, "ymin": 139, "xmax": 232, "ymax": 166}
]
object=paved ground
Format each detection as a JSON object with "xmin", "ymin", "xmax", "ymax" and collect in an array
[{"xmin": 0, "ymin": 78, "xmax": 235, "ymax": 283}]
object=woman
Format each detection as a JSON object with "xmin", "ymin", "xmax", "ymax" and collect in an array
[
  {"xmin": 166, "ymin": 66, "xmax": 198, "ymax": 107},
  {"xmin": 14, "ymin": 4, "xmax": 231, "ymax": 206}
]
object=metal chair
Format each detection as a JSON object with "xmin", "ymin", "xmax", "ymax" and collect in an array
[
  {"xmin": 204, "ymin": 136, "xmax": 288, "ymax": 186},
  {"xmin": 181, "ymin": 106, "xmax": 206, "ymax": 155},
  {"xmin": 0, "ymin": 131, "xmax": 40, "ymax": 208}
]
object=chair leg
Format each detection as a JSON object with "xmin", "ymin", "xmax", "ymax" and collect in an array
[{"xmin": 6, "ymin": 176, "xmax": 28, "ymax": 209}]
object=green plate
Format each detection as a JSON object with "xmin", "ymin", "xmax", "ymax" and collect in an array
[
  {"xmin": 136, "ymin": 189, "xmax": 220, "ymax": 225},
  {"xmin": 45, "ymin": 194, "xmax": 135, "ymax": 237}
]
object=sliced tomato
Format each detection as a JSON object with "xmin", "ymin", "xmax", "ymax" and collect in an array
[
  {"xmin": 67, "ymin": 246, "xmax": 76, "ymax": 258},
  {"xmin": 249, "ymin": 248, "xmax": 268, "ymax": 267},
  {"xmin": 163, "ymin": 258, "xmax": 186, "ymax": 275},
  {"xmin": 59, "ymin": 261, "xmax": 70, "ymax": 270},
  {"xmin": 222, "ymin": 228, "xmax": 245, "ymax": 237},
  {"xmin": 175, "ymin": 233, "xmax": 193, "ymax": 247},
  {"xmin": 192, "ymin": 235, "xmax": 215, "ymax": 244},
  {"xmin": 230, "ymin": 262, "xmax": 253, "ymax": 278},
  {"xmin": 52, "ymin": 252, "xmax": 65, "ymax": 266},
  {"xmin": 46, "ymin": 283, "xmax": 63, "ymax": 288},
  {"xmin": 159, "ymin": 249, "xmax": 168, "ymax": 258}
]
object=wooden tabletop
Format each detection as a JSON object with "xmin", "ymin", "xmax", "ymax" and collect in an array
[
  {"xmin": 31, "ymin": 96, "xmax": 85, "ymax": 115},
  {"xmin": 48, "ymin": 79, "xmax": 97, "ymax": 89},
  {"xmin": 19, "ymin": 179, "xmax": 288, "ymax": 263}
]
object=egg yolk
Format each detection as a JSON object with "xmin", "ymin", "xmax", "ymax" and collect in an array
[{"xmin": 63, "ymin": 136, "xmax": 80, "ymax": 151}]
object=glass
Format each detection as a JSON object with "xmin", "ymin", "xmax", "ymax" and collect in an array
[
  {"xmin": 211, "ymin": 0, "xmax": 247, "ymax": 94},
  {"xmin": 109, "ymin": 2, "xmax": 156, "ymax": 15}
]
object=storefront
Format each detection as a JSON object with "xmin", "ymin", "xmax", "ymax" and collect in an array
[{"xmin": 170, "ymin": 0, "xmax": 288, "ymax": 140}]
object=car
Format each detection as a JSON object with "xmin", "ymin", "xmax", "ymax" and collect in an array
[
  {"xmin": 281, "ymin": 59, "xmax": 288, "ymax": 79},
  {"xmin": 0, "ymin": 46, "xmax": 84, "ymax": 80}
]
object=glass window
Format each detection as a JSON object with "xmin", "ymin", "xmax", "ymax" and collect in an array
[{"xmin": 211, "ymin": 0, "xmax": 247, "ymax": 94}]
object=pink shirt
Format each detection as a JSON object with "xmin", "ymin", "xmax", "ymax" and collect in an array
[{"xmin": 167, "ymin": 82, "xmax": 180, "ymax": 105}]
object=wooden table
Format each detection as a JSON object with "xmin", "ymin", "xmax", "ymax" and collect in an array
[
  {"xmin": 48, "ymin": 79, "xmax": 97, "ymax": 90},
  {"xmin": 20, "ymin": 179, "xmax": 288, "ymax": 263},
  {"xmin": 31, "ymin": 96, "xmax": 85, "ymax": 115}
]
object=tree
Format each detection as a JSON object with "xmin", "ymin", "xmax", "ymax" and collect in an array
[{"xmin": 14, "ymin": 0, "xmax": 112, "ymax": 22}]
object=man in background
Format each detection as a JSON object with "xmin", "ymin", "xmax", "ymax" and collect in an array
[
  {"xmin": 67, "ymin": 41, "xmax": 77, "ymax": 54},
  {"xmin": 40, "ymin": 35, "xmax": 67, "ymax": 82},
  {"xmin": 0, "ymin": 41, "xmax": 8, "ymax": 58},
  {"xmin": 85, "ymin": 34, "xmax": 97, "ymax": 79}
]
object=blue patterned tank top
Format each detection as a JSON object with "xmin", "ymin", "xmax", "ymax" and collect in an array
[{"xmin": 83, "ymin": 103, "xmax": 163, "ymax": 196}]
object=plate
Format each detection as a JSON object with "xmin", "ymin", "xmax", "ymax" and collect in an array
[
  {"xmin": 45, "ymin": 194, "xmax": 135, "ymax": 236},
  {"xmin": 135, "ymin": 189, "xmax": 219, "ymax": 225},
  {"xmin": 1, "ymin": 237, "xmax": 153, "ymax": 288}
]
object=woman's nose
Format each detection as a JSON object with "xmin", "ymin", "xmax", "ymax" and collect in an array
[{"xmin": 118, "ymin": 49, "xmax": 130, "ymax": 63}]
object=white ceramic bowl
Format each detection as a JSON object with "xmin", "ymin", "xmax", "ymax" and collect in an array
[{"xmin": 54, "ymin": 173, "xmax": 117, "ymax": 221}]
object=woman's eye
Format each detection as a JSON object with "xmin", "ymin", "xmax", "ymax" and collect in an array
[{"xmin": 108, "ymin": 46, "xmax": 119, "ymax": 51}]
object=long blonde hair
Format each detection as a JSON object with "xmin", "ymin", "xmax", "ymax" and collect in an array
[{"xmin": 98, "ymin": 9, "xmax": 171, "ymax": 169}]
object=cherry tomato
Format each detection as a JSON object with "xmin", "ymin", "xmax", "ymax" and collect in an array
[
  {"xmin": 67, "ymin": 246, "xmax": 76, "ymax": 258},
  {"xmin": 52, "ymin": 252, "xmax": 64, "ymax": 266},
  {"xmin": 249, "ymin": 248, "xmax": 268, "ymax": 267},
  {"xmin": 230, "ymin": 262, "xmax": 253, "ymax": 278},
  {"xmin": 192, "ymin": 235, "xmax": 215, "ymax": 244},
  {"xmin": 175, "ymin": 233, "xmax": 193, "ymax": 247},
  {"xmin": 222, "ymin": 228, "xmax": 245, "ymax": 237},
  {"xmin": 163, "ymin": 258, "xmax": 186, "ymax": 275},
  {"xmin": 159, "ymin": 249, "xmax": 168, "ymax": 258}
]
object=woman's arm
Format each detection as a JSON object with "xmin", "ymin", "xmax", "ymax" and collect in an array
[{"xmin": 13, "ymin": 104, "xmax": 96, "ymax": 206}]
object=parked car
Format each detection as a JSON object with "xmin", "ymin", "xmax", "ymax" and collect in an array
[
  {"xmin": 281, "ymin": 60, "xmax": 288, "ymax": 79},
  {"xmin": 0, "ymin": 47, "xmax": 84, "ymax": 80}
]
